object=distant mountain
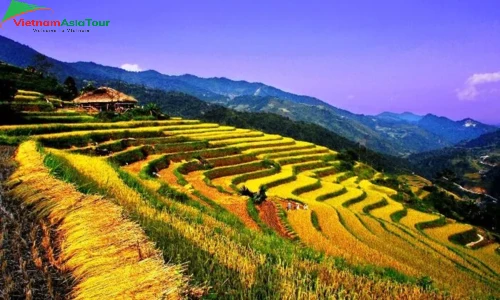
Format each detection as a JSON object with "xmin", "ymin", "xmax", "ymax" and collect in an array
[
  {"xmin": 175, "ymin": 74, "xmax": 327, "ymax": 106},
  {"xmin": 460, "ymin": 129, "xmax": 500, "ymax": 149},
  {"xmin": 227, "ymin": 95, "xmax": 451, "ymax": 155},
  {"xmin": 0, "ymin": 35, "xmax": 495, "ymax": 156},
  {"xmin": 377, "ymin": 112, "xmax": 496, "ymax": 144},
  {"xmin": 377, "ymin": 112, "xmax": 423, "ymax": 123},
  {"xmin": 417, "ymin": 114, "xmax": 496, "ymax": 144}
]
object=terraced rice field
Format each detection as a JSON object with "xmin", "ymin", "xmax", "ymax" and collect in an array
[
  {"xmin": 400, "ymin": 174, "xmax": 433, "ymax": 198},
  {"xmin": 400, "ymin": 208, "xmax": 441, "ymax": 229},
  {"xmin": 2, "ymin": 113, "xmax": 499, "ymax": 299}
]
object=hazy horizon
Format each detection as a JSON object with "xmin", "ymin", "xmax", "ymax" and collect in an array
[{"xmin": 2, "ymin": 0, "xmax": 500, "ymax": 124}]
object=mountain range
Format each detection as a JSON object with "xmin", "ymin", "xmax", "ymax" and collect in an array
[{"xmin": 0, "ymin": 35, "xmax": 497, "ymax": 156}]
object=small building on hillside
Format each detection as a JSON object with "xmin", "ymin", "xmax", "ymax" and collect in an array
[{"xmin": 73, "ymin": 87, "xmax": 137, "ymax": 112}]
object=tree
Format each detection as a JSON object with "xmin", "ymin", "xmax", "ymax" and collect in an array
[
  {"xmin": 145, "ymin": 103, "xmax": 161, "ymax": 116},
  {"xmin": 0, "ymin": 79, "xmax": 17, "ymax": 101},
  {"xmin": 253, "ymin": 186, "xmax": 267, "ymax": 204},
  {"xmin": 31, "ymin": 54, "xmax": 53, "ymax": 76},
  {"xmin": 81, "ymin": 80, "xmax": 96, "ymax": 94},
  {"xmin": 63, "ymin": 76, "xmax": 78, "ymax": 100},
  {"xmin": 337, "ymin": 149, "xmax": 359, "ymax": 163}
]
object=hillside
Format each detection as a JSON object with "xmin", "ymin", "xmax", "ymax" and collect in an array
[
  {"xmin": 0, "ymin": 61, "xmax": 409, "ymax": 174},
  {"xmin": 2, "ymin": 60, "xmax": 498, "ymax": 231},
  {"xmin": 1, "ymin": 35, "xmax": 496, "ymax": 156},
  {"xmin": 62, "ymin": 79, "xmax": 412, "ymax": 174},
  {"xmin": 409, "ymin": 130, "xmax": 500, "ymax": 200},
  {"xmin": 0, "ymin": 110, "xmax": 499, "ymax": 298}
]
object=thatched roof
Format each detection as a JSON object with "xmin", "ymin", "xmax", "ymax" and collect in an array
[{"xmin": 73, "ymin": 87, "xmax": 138, "ymax": 104}]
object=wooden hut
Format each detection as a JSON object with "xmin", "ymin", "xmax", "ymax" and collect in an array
[{"xmin": 73, "ymin": 87, "xmax": 137, "ymax": 112}]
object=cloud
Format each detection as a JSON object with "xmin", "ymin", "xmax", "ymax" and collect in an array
[
  {"xmin": 457, "ymin": 71, "xmax": 500, "ymax": 100},
  {"xmin": 120, "ymin": 63, "xmax": 142, "ymax": 72}
]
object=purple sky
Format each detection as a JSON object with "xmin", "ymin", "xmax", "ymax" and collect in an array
[{"xmin": 2, "ymin": 0, "xmax": 500, "ymax": 123}]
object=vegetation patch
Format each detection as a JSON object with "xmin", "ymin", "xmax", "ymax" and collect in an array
[
  {"xmin": 340, "ymin": 191, "xmax": 367, "ymax": 206},
  {"xmin": 415, "ymin": 217, "xmax": 447, "ymax": 231},
  {"xmin": 363, "ymin": 199, "xmax": 389, "ymax": 214},
  {"xmin": 390, "ymin": 209, "xmax": 408, "ymax": 223},
  {"xmin": 314, "ymin": 166, "xmax": 338, "ymax": 177},
  {"xmin": 293, "ymin": 179, "xmax": 321, "ymax": 196},
  {"xmin": 449, "ymin": 228, "xmax": 479, "ymax": 246},
  {"xmin": 310, "ymin": 210, "xmax": 322, "ymax": 232},
  {"xmin": 108, "ymin": 145, "xmax": 152, "ymax": 166},
  {"xmin": 232, "ymin": 167, "xmax": 279, "ymax": 186},
  {"xmin": 205, "ymin": 161, "xmax": 264, "ymax": 180}
]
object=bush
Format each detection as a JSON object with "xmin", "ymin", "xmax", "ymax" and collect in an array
[
  {"xmin": 449, "ymin": 229, "xmax": 478, "ymax": 246},
  {"xmin": 337, "ymin": 149, "xmax": 359, "ymax": 163},
  {"xmin": 415, "ymin": 217, "xmax": 446, "ymax": 230},
  {"xmin": 340, "ymin": 191, "xmax": 367, "ymax": 207},
  {"xmin": 96, "ymin": 107, "xmax": 170, "ymax": 122},
  {"xmin": 253, "ymin": 186, "xmax": 267, "ymax": 204},
  {"xmin": 240, "ymin": 185, "xmax": 255, "ymax": 197},
  {"xmin": 232, "ymin": 168, "xmax": 279, "ymax": 186},
  {"xmin": 390, "ymin": 209, "xmax": 408, "ymax": 222},
  {"xmin": 317, "ymin": 187, "xmax": 347, "ymax": 202},
  {"xmin": 293, "ymin": 180, "xmax": 321, "ymax": 196},
  {"xmin": 417, "ymin": 276, "xmax": 434, "ymax": 291},
  {"xmin": 363, "ymin": 198, "xmax": 388, "ymax": 214},
  {"xmin": 336, "ymin": 160, "xmax": 354, "ymax": 172},
  {"xmin": 108, "ymin": 145, "xmax": 153, "ymax": 166},
  {"xmin": 311, "ymin": 210, "xmax": 322, "ymax": 232},
  {"xmin": 355, "ymin": 164, "xmax": 376, "ymax": 180},
  {"xmin": 0, "ymin": 101, "xmax": 54, "ymax": 113},
  {"xmin": 0, "ymin": 79, "xmax": 17, "ymax": 101}
]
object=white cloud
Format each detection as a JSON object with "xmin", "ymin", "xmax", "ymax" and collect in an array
[
  {"xmin": 120, "ymin": 63, "xmax": 142, "ymax": 72},
  {"xmin": 457, "ymin": 71, "xmax": 500, "ymax": 101}
]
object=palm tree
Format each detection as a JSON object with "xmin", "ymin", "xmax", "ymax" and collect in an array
[{"xmin": 144, "ymin": 103, "xmax": 161, "ymax": 116}]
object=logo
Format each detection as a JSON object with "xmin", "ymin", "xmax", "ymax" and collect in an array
[
  {"xmin": 1, "ymin": 0, "xmax": 51, "ymax": 27},
  {"xmin": 1, "ymin": 0, "xmax": 110, "ymax": 31}
]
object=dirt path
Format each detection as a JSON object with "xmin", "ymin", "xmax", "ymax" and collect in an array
[{"xmin": 466, "ymin": 234, "xmax": 485, "ymax": 248}]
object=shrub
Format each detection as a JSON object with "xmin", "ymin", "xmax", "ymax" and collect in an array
[
  {"xmin": 311, "ymin": 210, "xmax": 322, "ymax": 232},
  {"xmin": 415, "ymin": 217, "xmax": 447, "ymax": 230},
  {"xmin": 240, "ymin": 185, "xmax": 255, "ymax": 198},
  {"xmin": 336, "ymin": 160, "xmax": 354, "ymax": 172},
  {"xmin": 293, "ymin": 180, "xmax": 321, "ymax": 196},
  {"xmin": 363, "ymin": 198, "xmax": 389, "ymax": 214},
  {"xmin": 448, "ymin": 228, "xmax": 478, "ymax": 245},
  {"xmin": 252, "ymin": 186, "xmax": 267, "ymax": 204},
  {"xmin": 232, "ymin": 168, "xmax": 279, "ymax": 186},
  {"xmin": 108, "ymin": 145, "xmax": 153, "ymax": 166},
  {"xmin": 0, "ymin": 79, "xmax": 17, "ymax": 101},
  {"xmin": 0, "ymin": 101, "xmax": 54, "ymax": 113},
  {"xmin": 390, "ymin": 209, "xmax": 408, "ymax": 223},
  {"xmin": 204, "ymin": 161, "xmax": 264, "ymax": 180},
  {"xmin": 417, "ymin": 276, "xmax": 434, "ymax": 291}
]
